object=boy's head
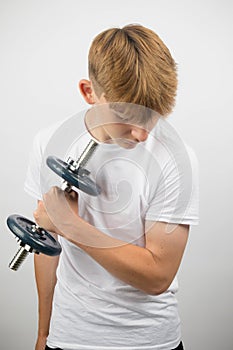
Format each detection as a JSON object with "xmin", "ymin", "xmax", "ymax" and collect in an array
[{"xmin": 87, "ymin": 24, "xmax": 177, "ymax": 117}]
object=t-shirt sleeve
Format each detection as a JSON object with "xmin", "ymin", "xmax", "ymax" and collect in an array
[
  {"xmin": 145, "ymin": 145, "xmax": 199, "ymax": 226},
  {"xmin": 23, "ymin": 117, "xmax": 85, "ymax": 201},
  {"xmin": 24, "ymin": 131, "xmax": 44, "ymax": 200}
]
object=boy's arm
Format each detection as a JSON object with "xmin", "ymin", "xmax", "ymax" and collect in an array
[
  {"xmin": 67, "ymin": 219, "xmax": 188, "ymax": 295},
  {"xmin": 34, "ymin": 253, "xmax": 59, "ymax": 349},
  {"xmin": 34, "ymin": 202, "xmax": 59, "ymax": 350},
  {"xmin": 38, "ymin": 188, "xmax": 189, "ymax": 295}
]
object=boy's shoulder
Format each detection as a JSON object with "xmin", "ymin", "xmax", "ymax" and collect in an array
[
  {"xmin": 33, "ymin": 110, "xmax": 87, "ymax": 154},
  {"xmin": 148, "ymin": 117, "xmax": 198, "ymax": 171}
]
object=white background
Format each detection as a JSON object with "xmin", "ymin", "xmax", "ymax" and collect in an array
[{"xmin": 0, "ymin": 0, "xmax": 232, "ymax": 349}]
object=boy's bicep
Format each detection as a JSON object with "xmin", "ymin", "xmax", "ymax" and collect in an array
[{"xmin": 145, "ymin": 221, "xmax": 189, "ymax": 284}]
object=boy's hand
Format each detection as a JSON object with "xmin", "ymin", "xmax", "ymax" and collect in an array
[
  {"xmin": 33, "ymin": 200, "xmax": 58, "ymax": 233},
  {"xmin": 38, "ymin": 186, "xmax": 79, "ymax": 236}
]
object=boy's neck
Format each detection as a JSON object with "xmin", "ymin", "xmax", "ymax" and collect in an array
[{"xmin": 84, "ymin": 108, "xmax": 110, "ymax": 143}]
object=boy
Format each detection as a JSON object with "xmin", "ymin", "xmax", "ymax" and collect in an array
[{"xmin": 26, "ymin": 24, "xmax": 199, "ymax": 350}]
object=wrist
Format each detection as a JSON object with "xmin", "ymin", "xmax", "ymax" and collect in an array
[
  {"xmin": 64, "ymin": 216, "xmax": 119, "ymax": 249},
  {"xmin": 61, "ymin": 216, "xmax": 85, "ymax": 245},
  {"xmin": 52, "ymin": 213, "xmax": 80, "ymax": 239}
]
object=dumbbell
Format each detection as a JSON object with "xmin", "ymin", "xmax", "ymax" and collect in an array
[{"xmin": 7, "ymin": 139, "xmax": 100, "ymax": 271}]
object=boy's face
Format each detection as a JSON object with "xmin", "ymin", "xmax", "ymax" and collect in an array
[
  {"xmin": 87, "ymin": 101, "xmax": 158, "ymax": 149},
  {"xmin": 101, "ymin": 115, "xmax": 157, "ymax": 149},
  {"xmin": 95, "ymin": 95, "xmax": 158, "ymax": 149},
  {"xmin": 80, "ymin": 80, "xmax": 158, "ymax": 149}
]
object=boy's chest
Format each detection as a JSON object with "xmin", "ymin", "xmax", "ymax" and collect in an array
[
  {"xmin": 78, "ymin": 145, "xmax": 161, "ymax": 239},
  {"xmin": 86, "ymin": 145, "xmax": 152, "ymax": 205}
]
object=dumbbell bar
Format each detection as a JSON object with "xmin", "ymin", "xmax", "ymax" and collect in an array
[
  {"xmin": 7, "ymin": 139, "xmax": 100, "ymax": 271},
  {"xmin": 7, "ymin": 215, "xmax": 61, "ymax": 270}
]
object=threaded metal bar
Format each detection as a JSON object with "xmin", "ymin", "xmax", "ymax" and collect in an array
[
  {"xmin": 74, "ymin": 140, "xmax": 98, "ymax": 169},
  {"xmin": 61, "ymin": 182, "xmax": 73, "ymax": 192},
  {"xmin": 9, "ymin": 247, "xmax": 29, "ymax": 271},
  {"xmin": 61, "ymin": 140, "xmax": 99, "ymax": 192}
]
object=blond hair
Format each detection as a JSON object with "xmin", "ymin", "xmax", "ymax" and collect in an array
[{"xmin": 88, "ymin": 24, "xmax": 178, "ymax": 117}]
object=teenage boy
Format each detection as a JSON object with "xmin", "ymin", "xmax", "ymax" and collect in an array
[{"xmin": 25, "ymin": 24, "xmax": 199, "ymax": 350}]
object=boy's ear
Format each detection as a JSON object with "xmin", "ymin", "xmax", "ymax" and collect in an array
[{"xmin": 78, "ymin": 79, "xmax": 96, "ymax": 104}]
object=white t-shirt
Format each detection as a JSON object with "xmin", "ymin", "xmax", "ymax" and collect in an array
[{"xmin": 24, "ymin": 109, "xmax": 199, "ymax": 350}]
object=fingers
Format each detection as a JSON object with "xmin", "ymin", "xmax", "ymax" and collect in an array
[
  {"xmin": 65, "ymin": 190, "xmax": 78, "ymax": 201},
  {"xmin": 33, "ymin": 210, "xmax": 38, "ymax": 224},
  {"xmin": 42, "ymin": 186, "xmax": 79, "ymax": 221},
  {"xmin": 43, "ymin": 187, "xmax": 78, "ymax": 207},
  {"xmin": 43, "ymin": 187, "xmax": 62, "ymax": 209},
  {"xmin": 33, "ymin": 201, "xmax": 44, "ymax": 224}
]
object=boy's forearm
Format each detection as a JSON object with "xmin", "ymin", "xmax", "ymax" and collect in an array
[
  {"xmin": 34, "ymin": 254, "xmax": 59, "ymax": 337},
  {"xmin": 60, "ymin": 218, "xmax": 166, "ymax": 295}
]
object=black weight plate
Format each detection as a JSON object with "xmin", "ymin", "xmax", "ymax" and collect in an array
[
  {"xmin": 46, "ymin": 156, "xmax": 101, "ymax": 196},
  {"xmin": 7, "ymin": 215, "xmax": 62, "ymax": 256}
]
